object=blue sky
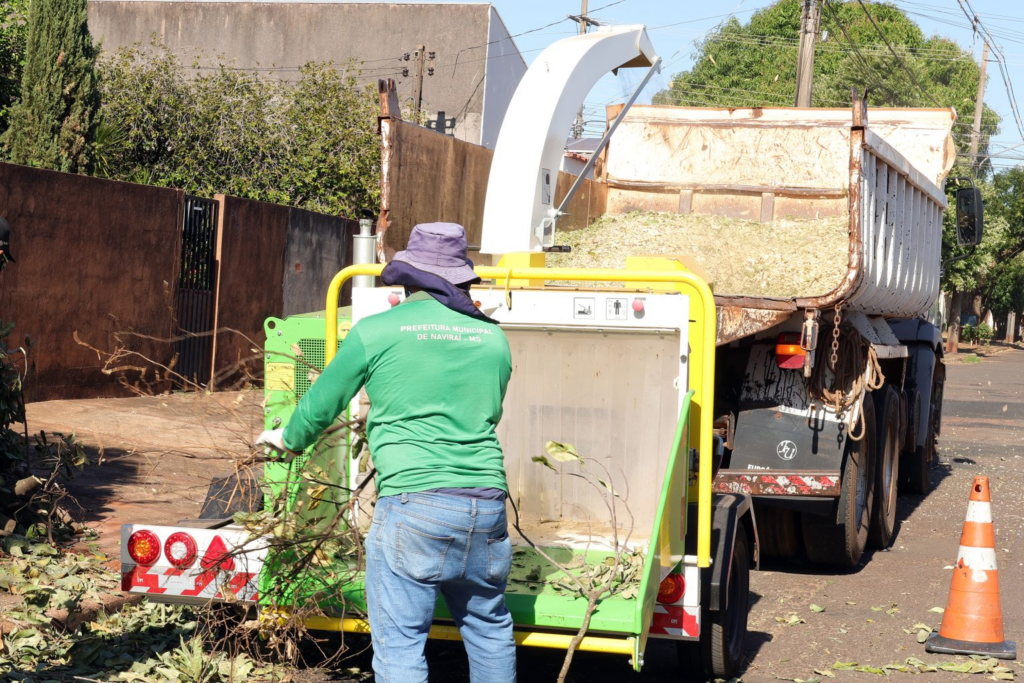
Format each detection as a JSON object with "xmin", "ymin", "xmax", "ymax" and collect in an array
[{"xmin": 488, "ymin": 0, "xmax": 1024, "ymax": 167}]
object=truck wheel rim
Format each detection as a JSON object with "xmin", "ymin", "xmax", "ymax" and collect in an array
[
  {"xmin": 856, "ymin": 444, "xmax": 871, "ymax": 524},
  {"xmin": 884, "ymin": 424, "xmax": 897, "ymax": 516}
]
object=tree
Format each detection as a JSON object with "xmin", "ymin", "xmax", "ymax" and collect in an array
[
  {"xmin": 971, "ymin": 167, "xmax": 1024, "ymax": 328},
  {"xmin": 653, "ymin": 0, "xmax": 999, "ymax": 162},
  {"xmin": 97, "ymin": 42, "xmax": 381, "ymax": 217},
  {"xmin": 3, "ymin": 0, "xmax": 99, "ymax": 173},
  {"xmin": 0, "ymin": 0, "xmax": 30, "ymax": 136}
]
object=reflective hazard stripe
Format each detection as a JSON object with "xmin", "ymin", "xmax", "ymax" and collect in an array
[
  {"xmin": 957, "ymin": 545, "xmax": 998, "ymax": 571},
  {"xmin": 965, "ymin": 500, "xmax": 992, "ymax": 524}
]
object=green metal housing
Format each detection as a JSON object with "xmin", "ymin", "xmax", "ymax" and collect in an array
[{"xmin": 261, "ymin": 308, "xmax": 697, "ymax": 661}]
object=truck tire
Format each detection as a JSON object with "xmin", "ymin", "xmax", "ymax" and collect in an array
[
  {"xmin": 677, "ymin": 530, "xmax": 751, "ymax": 680},
  {"xmin": 802, "ymin": 397, "xmax": 876, "ymax": 567},
  {"xmin": 869, "ymin": 386, "xmax": 900, "ymax": 549},
  {"xmin": 901, "ymin": 360, "xmax": 943, "ymax": 495}
]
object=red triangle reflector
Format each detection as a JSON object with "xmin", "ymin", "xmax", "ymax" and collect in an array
[{"xmin": 200, "ymin": 535, "xmax": 235, "ymax": 572}]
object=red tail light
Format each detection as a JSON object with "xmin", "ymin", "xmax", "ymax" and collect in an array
[
  {"xmin": 127, "ymin": 530, "xmax": 161, "ymax": 565},
  {"xmin": 776, "ymin": 331, "xmax": 807, "ymax": 370},
  {"xmin": 164, "ymin": 532, "xmax": 198, "ymax": 569},
  {"xmin": 657, "ymin": 573, "xmax": 686, "ymax": 604}
]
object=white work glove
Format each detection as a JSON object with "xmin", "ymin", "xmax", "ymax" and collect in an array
[{"xmin": 256, "ymin": 429, "xmax": 296, "ymax": 461}]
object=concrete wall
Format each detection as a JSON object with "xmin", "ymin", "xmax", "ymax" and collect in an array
[
  {"xmin": 210, "ymin": 195, "xmax": 289, "ymax": 385},
  {"xmin": 210, "ymin": 196, "xmax": 357, "ymax": 386},
  {"xmin": 479, "ymin": 7, "xmax": 525, "ymax": 148},
  {"xmin": 0, "ymin": 163, "xmax": 184, "ymax": 401},
  {"xmin": 0, "ymin": 162, "xmax": 354, "ymax": 398},
  {"xmin": 87, "ymin": 1, "xmax": 525, "ymax": 147},
  {"xmin": 282, "ymin": 207, "xmax": 358, "ymax": 317}
]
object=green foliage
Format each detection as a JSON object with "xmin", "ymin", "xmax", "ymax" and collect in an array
[
  {"xmin": 943, "ymin": 165, "xmax": 1024, "ymax": 314},
  {"xmin": 3, "ymin": 0, "xmax": 99, "ymax": 172},
  {"xmin": 0, "ymin": 0, "xmax": 29, "ymax": 135},
  {"xmin": 97, "ymin": 42, "xmax": 380, "ymax": 217},
  {"xmin": 0, "ymin": 537, "xmax": 285, "ymax": 680},
  {"xmin": 961, "ymin": 322, "xmax": 993, "ymax": 345},
  {"xmin": 654, "ymin": 0, "xmax": 999, "ymax": 163},
  {"xmin": 977, "ymin": 166, "xmax": 1024, "ymax": 314},
  {"xmin": 0, "ymin": 319, "xmax": 27, "ymax": 470}
]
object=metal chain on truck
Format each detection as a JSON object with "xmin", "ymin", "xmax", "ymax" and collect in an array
[
  {"xmin": 830, "ymin": 302, "xmax": 842, "ymax": 369},
  {"xmin": 811, "ymin": 303, "xmax": 883, "ymax": 441}
]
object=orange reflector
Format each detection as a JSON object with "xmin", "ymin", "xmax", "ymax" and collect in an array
[
  {"xmin": 128, "ymin": 530, "xmax": 161, "ymax": 565},
  {"xmin": 776, "ymin": 331, "xmax": 807, "ymax": 370},
  {"xmin": 657, "ymin": 573, "xmax": 685, "ymax": 604}
]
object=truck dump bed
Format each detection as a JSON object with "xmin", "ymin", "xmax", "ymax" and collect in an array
[{"xmin": 572, "ymin": 104, "xmax": 956, "ymax": 344}]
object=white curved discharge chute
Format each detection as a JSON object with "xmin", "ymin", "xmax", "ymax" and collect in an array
[{"xmin": 480, "ymin": 25, "xmax": 660, "ymax": 256}]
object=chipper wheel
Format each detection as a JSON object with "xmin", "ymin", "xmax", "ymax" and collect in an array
[
  {"xmin": 677, "ymin": 530, "xmax": 751, "ymax": 680},
  {"xmin": 802, "ymin": 396, "xmax": 876, "ymax": 568},
  {"xmin": 869, "ymin": 385, "xmax": 901, "ymax": 549}
]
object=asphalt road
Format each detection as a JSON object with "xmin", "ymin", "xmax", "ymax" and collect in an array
[
  {"xmin": 320, "ymin": 348, "xmax": 1024, "ymax": 683},
  {"xmin": 27, "ymin": 349, "xmax": 1023, "ymax": 682}
]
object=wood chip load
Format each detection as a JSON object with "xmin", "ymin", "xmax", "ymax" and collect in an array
[{"xmin": 548, "ymin": 211, "xmax": 850, "ymax": 299}]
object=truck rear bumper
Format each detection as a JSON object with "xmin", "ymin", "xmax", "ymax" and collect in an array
[{"xmin": 713, "ymin": 470, "xmax": 841, "ymax": 497}]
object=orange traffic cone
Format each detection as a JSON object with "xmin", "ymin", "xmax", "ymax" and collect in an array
[{"xmin": 926, "ymin": 476, "xmax": 1016, "ymax": 659}]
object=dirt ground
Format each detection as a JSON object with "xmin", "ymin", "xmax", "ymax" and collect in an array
[
  {"xmin": 23, "ymin": 349, "xmax": 1024, "ymax": 682},
  {"xmin": 26, "ymin": 390, "xmax": 261, "ymax": 559}
]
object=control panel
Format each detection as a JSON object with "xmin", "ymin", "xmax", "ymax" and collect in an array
[{"xmin": 352, "ymin": 287, "xmax": 689, "ymax": 331}]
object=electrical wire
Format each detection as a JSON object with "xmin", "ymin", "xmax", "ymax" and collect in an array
[
  {"xmin": 854, "ymin": 0, "xmax": 943, "ymax": 106},
  {"xmin": 953, "ymin": 0, "xmax": 1024, "ymax": 142}
]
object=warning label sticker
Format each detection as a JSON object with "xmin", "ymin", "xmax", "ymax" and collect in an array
[
  {"xmin": 574, "ymin": 297, "xmax": 595, "ymax": 320},
  {"xmin": 265, "ymin": 363, "xmax": 294, "ymax": 392},
  {"xmin": 606, "ymin": 298, "xmax": 628, "ymax": 320}
]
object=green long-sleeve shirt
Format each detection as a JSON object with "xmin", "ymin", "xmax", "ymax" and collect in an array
[{"xmin": 282, "ymin": 292, "xmax": 512, "ymax": 497}]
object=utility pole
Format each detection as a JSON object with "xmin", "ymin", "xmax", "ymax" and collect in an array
[
  {"xmin": 404, "ymin": 45, "xmax": 435, "ymax": 120},
  {"xmin": 969, "ymin": 40, "xmax": 989, "ymax": 174},
  {"xmin": 569, "ymin": 1, "xmax": 599, "ymax": 138},
  {"xmin": 795, "ymin": 0, "xmax": 821, "ymax": 107}
]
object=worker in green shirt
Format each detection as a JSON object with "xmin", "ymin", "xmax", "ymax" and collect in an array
[{"xmin": 258, "ymin": 223, "xmax": 516, "ymax": 683}]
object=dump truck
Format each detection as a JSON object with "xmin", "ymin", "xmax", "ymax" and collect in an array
[{"xmin": 513, "ymin": 99, "xmax": 982, "ymax": 569}]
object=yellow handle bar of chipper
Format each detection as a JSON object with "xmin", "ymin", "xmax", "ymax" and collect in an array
[{"xmin": 323, "ymin": 264, "xmax": 716, "ymax": 568}]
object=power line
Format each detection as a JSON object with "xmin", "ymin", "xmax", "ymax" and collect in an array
[
  {"xmin": 853, "ymin": 0, "xmax": 942, "ymax": 106},
  {"xmin": 953, "ymin": 0, "xmax": 1024, "ymax": 143},
  {"xmin": 821, "ymin": 0, "xmax": 904, "ymax": 103}
]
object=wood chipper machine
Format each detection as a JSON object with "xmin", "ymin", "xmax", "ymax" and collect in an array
[{"xmin": 118, "ymin": 26, "xmax": 757, "ymax": 678}]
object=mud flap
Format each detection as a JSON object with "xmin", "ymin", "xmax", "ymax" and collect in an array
[
  {"xmin": 199, "ymin": 472, "xmax": 262, "ymax": 519},
  {"xmin": 687, "ymin": 494, "xmax": 757, "ymax": 611}
]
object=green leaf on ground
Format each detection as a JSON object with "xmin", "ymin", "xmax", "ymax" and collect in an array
[{"xmin": 810, "ymin": 604, "xmax": 825, "ymax": 613}]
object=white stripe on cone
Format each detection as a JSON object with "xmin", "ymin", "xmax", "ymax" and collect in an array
[
  {"xmin": 957, "ymin": 545, "xmax": 999, "ymax": 583},
  {"xmin": 965, "ymin": 500, "xmax": 993, "ymax": 524}
]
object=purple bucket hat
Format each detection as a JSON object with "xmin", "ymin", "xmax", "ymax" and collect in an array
[{"xmin": 392, "ymin": 222, "xmax": 478, "ymax": 285}]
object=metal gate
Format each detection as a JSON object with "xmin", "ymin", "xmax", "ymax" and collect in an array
[{"xmin": 175, "ymin": 196, "xmax": 219, "ymax": 387}]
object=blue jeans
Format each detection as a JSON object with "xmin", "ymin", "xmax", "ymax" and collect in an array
[{"xmin": 365, "ymin": 492, "xmax": 516, "ymax": 683}]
